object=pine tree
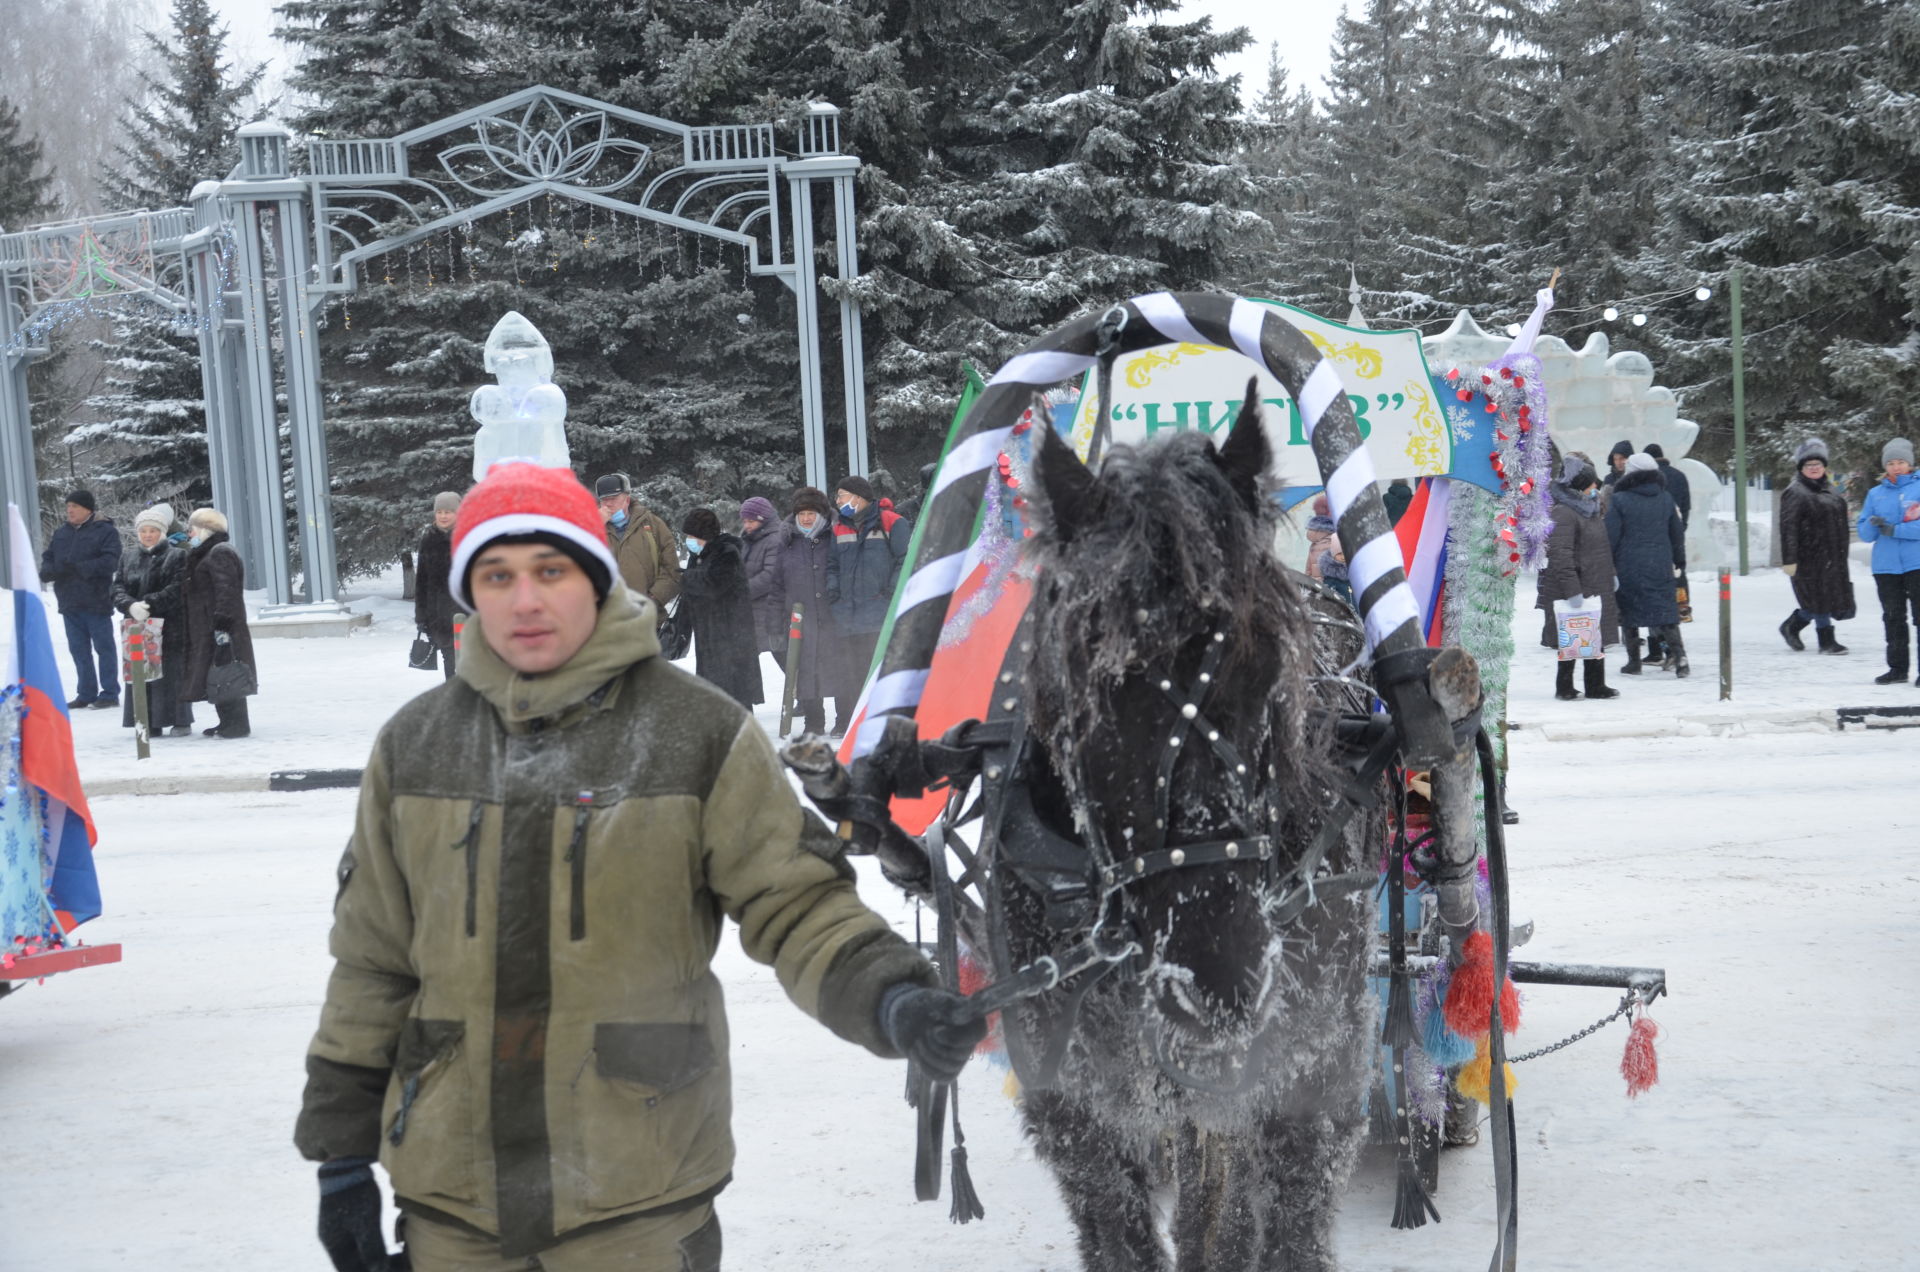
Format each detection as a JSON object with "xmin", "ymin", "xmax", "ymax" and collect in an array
[
  {"xmin": 0, "ymin": 94, "xmax": 55, "ymax": 228},
  {"xmin": 80, "ymin": 0, "xmax": 264, "ymax": 512},
  {"xmin": 277, "ymin": 0, "xmax": 489, "ymax": 139},
  {"xmin": 1657, "ymin": 0, "xmax": 1917, "ymax": 470}
]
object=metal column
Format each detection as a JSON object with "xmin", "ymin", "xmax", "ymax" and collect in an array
[
  {"xmin": 830, "ymin": 170, "xmax": 869, "ymax": 478},
  {"xmin": 0, "ymin": 267, "xmax": 40, "ymax": 588},
  {"xmin": 229, "ymin": 195, "xmax": 294, "ymax": 603},
  {"xmin": 273, "ymin": 195, "xmax": 338, "ymax": 602},
  {"xmin": 788, "ymin": 177, "xmax": 829, "ymax": 492}
]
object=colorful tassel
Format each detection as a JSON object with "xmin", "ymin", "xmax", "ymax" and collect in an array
[
  {"xmin": 1443, "ymin": 931, "xmax": 1520, "ymax": 1038},
  {"xmin": 1456, "ymin": 1037, "xmax": 1516, "ymax": 1103},
  {"xmin": 1621, "ymin": 1014, "xmax": 1660, "ymax": 1098}
]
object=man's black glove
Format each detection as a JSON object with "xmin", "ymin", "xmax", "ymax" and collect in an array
[
  {"xmin": 318, "ymin": 1157, "xmax": 404, "ymax": 1271},
  {"xmin": 878, "ymin": 983, "xmax": 986, "ymax": 1082}
]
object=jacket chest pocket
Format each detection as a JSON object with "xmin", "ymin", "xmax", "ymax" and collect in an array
[
  {"xmin": 570, "ymin": 1022, "xmax": 721, "ymax": 1213},
  {"xmin": 563, "ymin": 793, "xmax": 599, "ymax": 941},
  {"xmin": 380, "ymin": 1018, "xmax": 478, "ymax": 1206}
]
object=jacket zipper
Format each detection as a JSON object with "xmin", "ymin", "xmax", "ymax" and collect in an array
[
  {"xmin": 455, "ymin": 802, "xmax": 483, "ymax": 938},
  {"xmin": 566, "ymin": 793, "xmax": 593, "ymax": 941}
]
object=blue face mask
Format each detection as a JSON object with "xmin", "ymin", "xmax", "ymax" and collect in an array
[
  {"xmin": 838, "ymin": 502, "xmax": 858, "ymax": 519},
  {"xmin": 686, "ymin": 538, "xmax": 704, "ymax": 555},
  {"xmin": 610, "ymin": 509, "xmax": 629, "ymax": 529}
]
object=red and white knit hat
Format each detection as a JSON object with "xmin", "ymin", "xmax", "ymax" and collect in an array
[{"xmin": 449, "ymin": 463, "xmax": 620, "ymax": 611}]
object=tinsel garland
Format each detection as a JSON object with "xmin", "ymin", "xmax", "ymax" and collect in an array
[
  {"xmin": 1442, "ymin": 484, "xmax": 1517, "ymax": 770},
  {"xmin": 1, "ymin": 683, "xmax": 59, "ymax": 952}
]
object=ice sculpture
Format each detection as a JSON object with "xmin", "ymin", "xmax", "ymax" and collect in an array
[{"xmin": 470, "ymin": 311, "xmax": 572, "ymax": 480}]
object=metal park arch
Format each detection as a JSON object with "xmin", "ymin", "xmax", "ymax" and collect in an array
[{"xmin": 0, "ymin": 86, "xmax": 870, "ymax": 605}]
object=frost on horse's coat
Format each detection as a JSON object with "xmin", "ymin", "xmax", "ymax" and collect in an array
[{"xmin": 993, "ymin": 393, "xmax": 1381, "ymax": 1271}]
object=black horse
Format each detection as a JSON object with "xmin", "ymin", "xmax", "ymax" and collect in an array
[{"xmin": 975, "ymin": 394, "xmax": 1382, "ymax": 1271}]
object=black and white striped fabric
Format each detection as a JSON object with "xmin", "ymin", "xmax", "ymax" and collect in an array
[{"xmin": 850, "ymin": 290, "xmax": 1424, "ymax": 761}]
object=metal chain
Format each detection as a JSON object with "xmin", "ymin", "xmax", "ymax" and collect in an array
[{"xmin": 1507, "ymin": 993, "xmax": 1636, "ymax": 1063}]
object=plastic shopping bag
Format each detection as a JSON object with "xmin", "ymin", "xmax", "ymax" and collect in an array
[{"xmin": 1553, "ymin": 595, "xmax": 1604, "ymax": 660}]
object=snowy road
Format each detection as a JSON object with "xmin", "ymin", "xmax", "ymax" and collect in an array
[{"xmin": 4, "ymin": 562, "xmax": 1918, "ymax": 1269}]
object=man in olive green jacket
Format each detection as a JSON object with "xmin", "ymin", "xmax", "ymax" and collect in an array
[
  {"xmin": 595, "ymin": 471, "xmax": 681, "ymax": 607},
  {"xmin": 297, "ymin": 463, "xmax": 981, "ymax": 1271}
]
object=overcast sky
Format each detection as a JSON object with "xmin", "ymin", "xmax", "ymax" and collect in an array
[{"xmin": 208, "ymin": 0, "xmax": 1348, "ymax": 117}]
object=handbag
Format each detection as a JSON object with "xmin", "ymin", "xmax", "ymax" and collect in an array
[
  {"xmin": 409, "ymin": 630, "xmax": 439, "ymax": 671},
  {"xmin": 655, "ymin": 600, "xmax": 693, "ymax": 661},
  {"xmin": 1834, "ymin": 580, "xmax": 1858, "ymax": 622},
  {"xmin": 204, "ymin": 651, "xmax": 257, "ymax": 702}
]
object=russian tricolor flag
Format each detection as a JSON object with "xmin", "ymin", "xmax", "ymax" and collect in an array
[
  {"xmin": 6, "ymin": 502, "xmax": 101, "ymax": 933},
  {"xmin": 1393, "ymin": 478, "xmax": 1452, "ymax": 648}
]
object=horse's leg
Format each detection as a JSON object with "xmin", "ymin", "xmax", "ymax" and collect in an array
[
  {"xmin": 1024, "ymin": 1089, "xmax": 1169, "ymax": 1272},
  {"xmin": 1256, "ymin": 1113, "xmax": 1365, "ymax": 1272},
  {"xmin": 1168, "ymin": 1125, "xmax": 1265, "ymax": 1272}
]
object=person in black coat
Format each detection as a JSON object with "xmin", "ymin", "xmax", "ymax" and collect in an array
[
  {"xmin": 1606, "ymin": 453, "xmax": 1688, "ymax": 677},
  {"xmin": 677, "ymin": 506, "xmax": 764, "ymax": 707},
  {"xmin": 1536, "ymin": 457, "xmax": 1620, "ymax": 700},
  {"xmin": 1778, "ymin": 438, "xmax": 1852, "ymax": 654},
  {"xmin": 112, "ymin": 502, "xmax": 195, "ymax": 736},
  {"xmin": 1601, "ymin": 439, "xmax": 1635, "ymax": 491},
  {"xmin": 1643, "ymin": 444, "xmax": 1693, "ymax": 528},
  {"xmin": 739, "ymin": 495, "xmax": 787, "ymax": 662},
  {"xmin": 38, "ymin": 488, "xmax": 124, "ymax": 709},
  {"xmin": 414, "ymin": 492, "xmax": 461, "ymax": 680},
  {"xmin": 181, "ymin": 508, "xmax": 258, "ymax": 738},
  {"xmin": 776, "ymin": 486, "xmax": 851, "ymax": 736}
]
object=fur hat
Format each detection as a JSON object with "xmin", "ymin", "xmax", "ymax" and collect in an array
[
  {"xmin": 134, "ymin": 503, "xmax": 174, "ymax": 534},
  {"xmin": 593, "ymin": 472, "xmax": 632, "ymax": 499},
  {"xmin": 1883, "ymin": 438, "xmax": 1915, "ymax": 468},
  {"xmin": 834, "ymin": 475, "xmax": 876, "ymax": 504},
  {"xmin": 739, "ymin": 496, "xmax": 778, "ymax": 524},
  {"xmin": 790, "ymin": 486, "xmax": 833, "ymax": 519},
  {"xmin": 1625, "ymin": 452, "xmax": 1659, "ymax": 475},
  {"xmin": 188, "ymin": 507, "xmax": 228, "ymax": 534},
  {"xmin": 1643, "ymin": 443, "xmax": 1665, "ymax": 460},
  {"xmin": 433, "ymin": 491, "xmax": 462, "ymax": 514},
  {"xmin": 450, "ymin": 463, "xmax": 617, "ymax": 611},
  {"xmin": 681, "ymin": 507, "xmax": 722, "ymax": 541},
  {"xmin": 1792, "ymin": 438, "xmax": 1829, "ymax": 468},
  {"xmin": 65, "ymin": 489, "xmax": 96, "ymax": 513}
]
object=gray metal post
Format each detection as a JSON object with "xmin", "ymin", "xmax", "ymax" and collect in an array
[
  {"xmin": 830, "ymin": 169, "xmax": 869, "ymax": 478},
  {"xmin": 273, "ymin": 194, "xmax": 339, "ymax": 602},
  {"xmin": 230, "ymin": 194, "xmax": 294, "ymax": 603},
  {"xmin": 788, "ymin": 176, "xmax": 829, "ymax": 491},
  {"xmin": 0, "ymin": 267, "xmax": 39, "ymax": 588}
]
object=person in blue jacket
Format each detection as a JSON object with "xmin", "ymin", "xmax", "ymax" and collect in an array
[
  {"xmin": 1858, "ymin": 437, "xmax": 1920, "ymax": 685},
  {"xmin": 37, "ymin": 489, "xmax": 124, "ymax": 709}
]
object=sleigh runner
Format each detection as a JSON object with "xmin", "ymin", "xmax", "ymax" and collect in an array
[{"xmin": 784, "ymin": 291, "xmax": 1666, "ymax": 1270}]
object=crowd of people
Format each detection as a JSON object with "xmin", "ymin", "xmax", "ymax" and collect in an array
[
  {"xmin": 1537, "ymin": 434, "xmax": 1920, "ymax": 697},
  {"xmin": 37, "ymin": 489, "xmax": 258, "ymax": 738}
]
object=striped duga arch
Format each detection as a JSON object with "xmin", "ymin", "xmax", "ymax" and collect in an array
[{"xmin": 852, "ymin": 290, "xmax": 1432, "ymax": 763}]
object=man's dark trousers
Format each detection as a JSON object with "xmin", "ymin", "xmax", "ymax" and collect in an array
[{"xmin": 64, "ymin": 609, "xmax": 118, "ymax": 704}]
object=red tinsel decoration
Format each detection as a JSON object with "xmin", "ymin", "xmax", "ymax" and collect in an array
[
  {"xmin": 1445, "ymin": 368, "xmax": 1461, "ymax": 381},
  {"xmin": 1456, "ymin": 388, "xmax": 1472, "ymax": 402},
  {"xmin": 1622, "ymin": 1015, "xmax": 1660, "ymax": 1098},
  {"xmin": 1443, "ymin": 931, "xmax": 1521, "ymax": 1038}
]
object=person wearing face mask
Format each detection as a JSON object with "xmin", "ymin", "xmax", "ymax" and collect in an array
[
  {"xmin": 111, "ymin": 501, "xmax": 194, "ymax": 736},
  {"xmin": 594, "ymin": 472, "xmax": 681, "ymax": 607},
  {"xmin": 1537, "ymin": 455, "xmax": 1621, "ymax": 700},
  {"xmin": 777, "ymin": 487, "xmax": 851, "ymax": 736},
  {"xmin": 180, "ymin": 507, "xmax": 258, "ymax": 738},
  {"xmin": 825, "ymin": 475, "xmax": 911, "ymax": 701},
  {"xmin": 676, "ymin": 507, "xmax": 763, "ymax": 707},
  {"xmin": 738, "ymin": 495, "xmax": 788, "ymax": 668},
  {"xmin": 414, "ymin": 492, "xmax": 463, "ymax": 680}
]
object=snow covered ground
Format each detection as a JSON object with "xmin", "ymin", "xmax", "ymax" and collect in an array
[{"xmin": 3, "ymin": 560, "xmax": 1916, "ymax": 1270}]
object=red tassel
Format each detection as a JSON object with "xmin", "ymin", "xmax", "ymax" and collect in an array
[
  {"xmin": 1622, "ymin": 1015, "xmax": 1660, "ymax": 1098},
  {"xmin": 1443, "ymin": 931, "xmax": 1521, "ymax": 1038}
]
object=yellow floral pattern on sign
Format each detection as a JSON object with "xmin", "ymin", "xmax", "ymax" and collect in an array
[
  {"xmin": 1124, "ymin": 342, "xmax": 1221, "ymax": 389},
  {"xmin": 1305, "ymin": 332, "xmax": 1384, "ymax": 380},
  {"xmin": 1402, "ymin": 378, "xmax": 1445, "ymax": 473}
]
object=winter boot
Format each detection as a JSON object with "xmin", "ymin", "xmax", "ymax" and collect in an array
[
  {"xmin": 1662, "ymin": 625, "xmax": 1690, "ymax": 678},
  {"xmin": 1874, "ymin": 667, "xmax": 1907, "ymax": 685},
  {"xmin": 1816, "ymin": 627, "xmax": 1847, "ymax": 655},
  {"xmin": 1620, "ymin": 632, "xmax": 1644, "ymax": 675},
  {"xmin": 1555, "ymin": 661, "xmax": 1579, "ymax": 700},
  {"xmin": 1645, "ymin": 628, "xmax": 1666, "ymax": 663},
  {"xmin": 1583, "ymin": 658, "xmax": 1619, "ymax": 699},
  {"xmin": 1779, "ymin": 612, "xmax": 1810, "ymax": 651}
]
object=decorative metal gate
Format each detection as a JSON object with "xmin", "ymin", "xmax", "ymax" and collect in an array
[{"xmin": 1, "ymin": 86, "xmax": 869, "ymax": 605}]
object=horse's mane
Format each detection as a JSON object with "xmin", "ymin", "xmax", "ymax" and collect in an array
[{"xmin": 1023, "ymin": 429, "xmax": 1327, "ymax": 818}]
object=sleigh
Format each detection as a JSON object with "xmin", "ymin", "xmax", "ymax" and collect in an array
[{"xmin": 785, "ymin": 291, "xmax": 1666, "ymax": 1269}]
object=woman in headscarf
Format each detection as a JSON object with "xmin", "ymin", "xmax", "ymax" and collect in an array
[
  {"xmin": 1536, "ymin": 455, "xmax": 1620, "ymax": 699},
  {"xmin": 1777, "ymin": 438, "xmax": 1852, "ymax": 655}
]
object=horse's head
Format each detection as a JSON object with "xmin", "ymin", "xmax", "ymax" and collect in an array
[{"xmin": 1024, "ymin": 382, "xmax": 1334, "ymax": 1059}]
